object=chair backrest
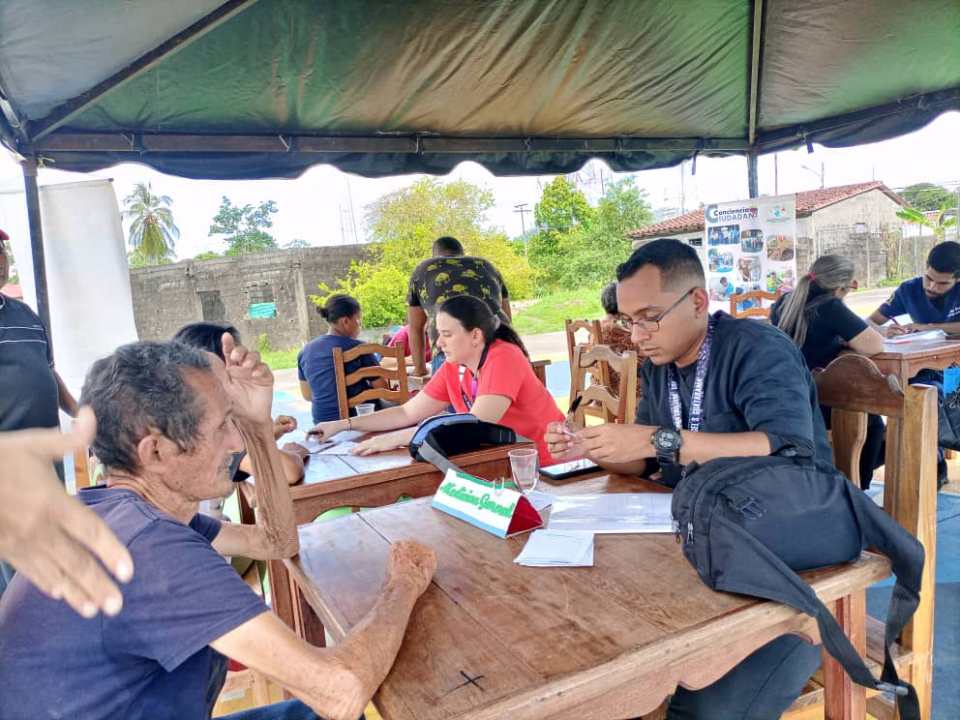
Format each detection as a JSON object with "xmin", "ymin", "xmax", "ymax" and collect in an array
[
  {"xmin": 569, "ymin": 344, "xmax": 637, "ymax": 425},
  {"xmin": 812, "ymin": 353, "xmax": 938, "ymax": 718},
  {"xmin": 332, "ymin": 343, "xmax": 410, "ymax": 420},
  {"xmin": 564, "ymin": 319, "xmax": 602, "ymax": 367},
  {"xmin": 729, "ymin": 289, "xmax": 781, "ymax": 319}
]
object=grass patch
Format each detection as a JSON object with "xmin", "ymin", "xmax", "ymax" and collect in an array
[
  {"xmin": 511, "ymin": 286, "xmax": 603, "ymax": 335},
  {"xmin": 260, "ymin": 346, "xmax": 301, "ymax": 371}
]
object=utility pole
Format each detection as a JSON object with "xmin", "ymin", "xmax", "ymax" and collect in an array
[
  {"xmin": 774, "ymin": 154, "xmax": 779, "ymax": 195},
  {"xmin": 680, "ymin": 160, "xmax": 686, "ymax": 212},
  {"xmin": 345, "ymin": 177, "xmax": 358, "ymax": 244},
  {"xmin": 801, "ymin": 161, "xmax": 825, "ymax": 189},
  {"xmin": 513, "ymin": 203, "xmax": 530, "ymax": 236}
]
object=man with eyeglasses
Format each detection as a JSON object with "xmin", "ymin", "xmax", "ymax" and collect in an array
[{"xmin": 545, "ymin": 238, "xmax": 831, "ymax": 720}]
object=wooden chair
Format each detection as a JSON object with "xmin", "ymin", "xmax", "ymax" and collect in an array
[
  {"xmin": 569, "ymin": 344, "xmax": 638, "ymax": 425},
  {"xmin": 783, "ymin": 354, "xmax": 937, "ymax": 720},
  {"xmin": 565, "ymin": 319, "xmax": 607, "ymax": 419},
  {"xmin": 729, "ymin": 289, "xmax": 781, "ymax": 319},
  {"xmin": 332, "ymin": 343, "xmax": 410, "ymax": 420}
]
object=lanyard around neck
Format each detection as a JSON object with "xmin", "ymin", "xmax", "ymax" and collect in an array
[{"xmin": 667, "ymin": 318, "xmax": 714, "ymax": 432}]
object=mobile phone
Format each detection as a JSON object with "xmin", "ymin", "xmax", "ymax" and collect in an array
[{"xmin": 540, "ymin": 458, "xmax": 600, "ymax": 481}]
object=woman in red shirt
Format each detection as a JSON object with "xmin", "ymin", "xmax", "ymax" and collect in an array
[{"xmin": 309, "ymin": 295, "xmax": 564, "ymax": 465}]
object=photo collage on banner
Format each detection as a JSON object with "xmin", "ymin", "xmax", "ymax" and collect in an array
[{"xmin": 702, "ymin": 196, "xmax": 797, "ymax": 315}]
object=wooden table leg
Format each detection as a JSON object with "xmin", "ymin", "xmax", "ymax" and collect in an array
[
  {"xmin": 823, "ymin": 590, "xmax": 867, "ymax": 720},
  {"xmin": 267, "ymin": 559, "xmax": 299, "ymax": 633}
]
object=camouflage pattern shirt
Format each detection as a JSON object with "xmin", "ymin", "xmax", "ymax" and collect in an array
[{"xmin": 407, "ymin": 256, "xmax": 509, "ymax": 345}]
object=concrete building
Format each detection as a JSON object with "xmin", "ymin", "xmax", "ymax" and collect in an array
[
  {"xmin": 629, "ymin": 182, "xmax": 916, "ymax": 285},
  {"xmin": 129, "ymin": 245, "xmax": 365, "ymax": 349}
]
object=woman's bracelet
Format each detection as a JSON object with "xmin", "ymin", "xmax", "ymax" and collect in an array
[{"xmin": 347, "ymin": 417, "xmax": 353, "ymax": 430}]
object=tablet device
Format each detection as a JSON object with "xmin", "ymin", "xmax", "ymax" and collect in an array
[{"xmin": 540, "ymin": 458, "xmax": 600, "ymax": 481}]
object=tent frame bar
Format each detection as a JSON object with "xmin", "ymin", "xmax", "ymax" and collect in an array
[
  {"xmin": 746, "ymin": 0, "xmax": 765, "ymax": 146},
  {"xmin": 27, "ymin": 0, "xmax": 261, "ymax": 143},
  {"xmin": 31, "ymin": 132, "xmax": 750, "ymax": 154}
]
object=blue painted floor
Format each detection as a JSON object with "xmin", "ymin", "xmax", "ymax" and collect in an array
[{"xmin": 868, "ymin": 493, "xmax": 960, "ymax": 719}]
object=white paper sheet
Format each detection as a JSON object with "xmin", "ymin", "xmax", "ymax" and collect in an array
[
  {"xmin": 547, "ymin": 493, "xmax": 674, "ymax": 534},
  {"xmin": 883, "ymin": 329, "xmax": 946, "ymax": 346},
  {"xmin": 526, "ymin": 490, "xmax": 556, "ymax": 511},
  {"xmin": 514, "ymin": 530, "xmax": 594, "ymax": 567}
]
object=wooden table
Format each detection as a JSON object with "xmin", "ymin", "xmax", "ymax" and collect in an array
[
  {"xmin": 869, "ymin": 339, "xmax": 960, "ymax": 388},
  {"xmin": 287, "ymin": 474, "xmax": 891, "ymax": 720},
  {"xmin": 241, "ymin": 440, "xmax": 533, "ymax": 637}
]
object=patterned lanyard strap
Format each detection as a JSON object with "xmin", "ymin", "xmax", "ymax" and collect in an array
[{"xmin": 667, "ymin": 318, "xmax": 715, "ymax": 432}]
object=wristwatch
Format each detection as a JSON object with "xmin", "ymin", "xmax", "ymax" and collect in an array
[{"xmin": 651, "ymin": 427, "xmax": 683, "ymax": 465}]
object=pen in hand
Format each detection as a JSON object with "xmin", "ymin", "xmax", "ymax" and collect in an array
[{"xmin": 563, "ymin": 395, "xmax": 584, "ymax": 437}]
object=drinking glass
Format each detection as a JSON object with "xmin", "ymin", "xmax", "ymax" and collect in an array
[
  {"xmin": 355, "ymin": 403, "xmax": 375, "ymax": 416},
  {"xmin": 508, "ymin": 448, "xmax": 539, "ymax": 495}
]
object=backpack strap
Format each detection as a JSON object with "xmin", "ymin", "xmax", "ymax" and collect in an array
[{"xmin": 711, "ymin": 513, "xmax": 920, "ymax": 720}]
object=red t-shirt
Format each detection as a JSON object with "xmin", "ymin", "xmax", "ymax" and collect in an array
[
  {"xmin": 422, "ymin": 340, "xmax": 564, "ymax": 465},
  {"xmin": 387, "ymin": 326, "xmax": 431, "ymax": 361}
]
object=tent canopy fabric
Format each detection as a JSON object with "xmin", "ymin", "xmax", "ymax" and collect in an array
[{"xmin": 0, "ymin": 0, "xmax": 957, "ymax": 179}]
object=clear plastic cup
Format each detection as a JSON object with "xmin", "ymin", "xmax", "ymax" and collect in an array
[
  {"xmin": 508, "ymin": 448, "xmax": 539, "ymax": 494},
  {"xmin": 355, "ymin": 403, "xmax": 375, "ymax": 416}
]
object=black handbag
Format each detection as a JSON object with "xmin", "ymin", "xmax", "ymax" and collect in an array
[
  {"xmin": 938, "ymin": 387, "xmax": 960, "ymax": 450},
  {"xmin": 671, "ymin": 455, "xmax": 924, "ymax": 720},
  {"xmin": 408, "ymin": 413, "xmax": 516, "ymax": 473}
]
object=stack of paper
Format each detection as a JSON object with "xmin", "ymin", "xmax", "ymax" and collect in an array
[
  {"xmin": 514, "ymin": 530, "xmax": 594, "ymax": 567},
  {"xmin": 883, "ymin": 329, "xmax": 946, "ymax": 346},
  {"xmin": 547, "ymin": 493, "xmax": 674, "ymax": 534}
]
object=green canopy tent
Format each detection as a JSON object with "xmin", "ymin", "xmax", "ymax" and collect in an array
[{"xmin": 1, "ymin": 0, "xmax": 958, "ymax": 328}]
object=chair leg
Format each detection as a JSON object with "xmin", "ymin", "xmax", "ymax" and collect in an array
[{"xmin": 823, "ymin": 590, "xmax": 867, "ymax": 720}]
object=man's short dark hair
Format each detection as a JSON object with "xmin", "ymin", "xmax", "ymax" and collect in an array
[
  {"xmin": 616, "ymin": 238, "xmax": 705, "ymax": 290},
  {"xmin": 80, "ymin": 341, "xmax": 212, "ymax": 474},
  {"xmin": 600, "ymin": 282, "xmax": 618, "ymax": 315},
  {"xmin": 927, "ymin": 241, "xmax": 960, "ymax": 277},
  {"xmin": 433, "ymin": 236, "xmax": 464, "ymax": 257}
]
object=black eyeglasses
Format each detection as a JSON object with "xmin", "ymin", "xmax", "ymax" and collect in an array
[{"xmin": 614, "ymin": 287, "xmax": 697, "ymax": 333}]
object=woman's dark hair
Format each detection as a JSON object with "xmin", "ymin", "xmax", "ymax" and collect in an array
[
  {"xmin": 319, "ymin": 294, "xmax": 361, "ymax": 323},
  {"xmin": 437, "ymin": 295, "xmax": 528, "ymax": 358},
  {"xmin": 173, "ymin": 322, "xmax": 240, "ymax": 361},
  {"xmin": 600, "ymin": 282, "xmax": 618, "ymax": 316}
]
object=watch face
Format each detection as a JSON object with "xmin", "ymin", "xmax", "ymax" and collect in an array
[{"xmin": 654, "ymin": 428, "xmax": 681, "ymax": 451}]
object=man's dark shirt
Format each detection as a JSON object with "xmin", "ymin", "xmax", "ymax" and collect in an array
[
  {"xmin": 636, "ymin": 312, "xmax": 832, "ymax": 466},
  {"xmin": 0, "ymin": 488, "xmax": 267, "ymax": 720},
  {"xmin": 769, "ymin": 294, "xmax": 867, "ymax": 371},
  {"xmin": 0, "ymin": 295, "xmax": 58, "ymax": 431},
  {"xmin": 407, "ymin": 256, "xmax": 509, "ymax": 344}
]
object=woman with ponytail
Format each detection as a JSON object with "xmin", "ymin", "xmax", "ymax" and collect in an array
[
  {"xmin": 770, "ymin": 254, "xmax": 885, "ymax": 488},
  {"xmin": 309, "ymin": 295, "xmax": 564, "ymax": 464}
]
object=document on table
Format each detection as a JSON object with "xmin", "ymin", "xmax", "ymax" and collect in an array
[
  {"xmin": 547, "ymin": 493, "xmax": 674, "ymax": 534},
  {"xmin": 302, "ymin": 429, "xmax": 365, "ymax": 454},
  {"xmin": 526, "ymin": 490, "xmax": 556, "ymax": 511},
  {"xmin": 514, "ymin": 529, "xmax": 594, "ymax": 567},
  {"xmin": 883, "ymin": 329, "xmax": 946, "ymax": 346}
]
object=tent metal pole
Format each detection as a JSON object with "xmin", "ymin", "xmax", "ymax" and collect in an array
[
  {"xmin": 28, "ymin": 0, "xmax": 261, "ymax": 142},
  {"xmin": 747, "ymin": 153, "xmax": 759, "ymax": 199},
  {"xmin": 21, "ymin": 157, "xmax": 52, "ymax": 343},
  {"xmin": 747, "ymin": 0, "xmax": 765, "ymax": 145}
]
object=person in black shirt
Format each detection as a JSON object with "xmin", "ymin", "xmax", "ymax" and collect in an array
[
  {"xmin": 545, "ymin": 239, "xmax": 826, "ymax": 720},
  {"xmin": 770, "ymin": 255, "xmax": 885, "ymax": 489}
]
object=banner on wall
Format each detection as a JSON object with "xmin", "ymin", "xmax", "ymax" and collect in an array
[{"xmin": 702, "ymin": 195, "xmax": 797, "ymax": 314}]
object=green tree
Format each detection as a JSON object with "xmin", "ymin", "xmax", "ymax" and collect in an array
[
  {"xmin": 193, "ymin": 250, "xmax": 222, "ymax": 261},
  {"xmin": 528, "ymin": 177, "xmax": 594, "ymax": 288},
  {"xmin": 315, "ymin": 178, "xmax": 532, "ymax": 326},
  {"xmin": 557, "ymin": 177, "xmax": 652, "ymax": 286},
  {"xmin": 900, "ymin": 183, "xmax": 956, "ymax": 212},
  {"xmin": 122, "ymin": 182, "xmax": 179, "ymax": 265},
  {"xmin": 284, "ymin": 238, "xmax": 310, "ymax": 249},
  {"xmin": 127, "ymin": 248, "xmax": 173, "ymax": 269},
  {"xmin": 209, "ymin": 197, "xmax": 279, "ymax": 256},
  {"xmin": 897, "ymin": 205, "xmax": 958, "ymax": 241}
]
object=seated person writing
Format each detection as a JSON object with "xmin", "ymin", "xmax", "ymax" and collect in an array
[
  {"xmin": 310, "ymin": 295, "xmax": 564, "ymax": 466},
  {"xmin": 866, "ymin": 240, "xmax": 960, "ymax": 486},
  {"xmin": 174, "ymin": 321, "xmax": 307, "ymax": 489},
  {"xmin": 0, "ymin": 336, "xmax": 436, "ymax": 720},
  {"xmin": 545, "ymin": 239, "xmax": 830, "ymax": 720},
  {"xmin": 770, "ymin": 255, "xmax": 885, "ymax": 489},
  {"xmin": 299, "ymin": 294, "xmax": 387, "ymax": 423}
]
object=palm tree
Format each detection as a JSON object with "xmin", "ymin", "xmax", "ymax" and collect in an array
[
  {"xmin": 897, "ymin": 203, "xmax": 958, "ymax": 242},
  {"xmin": 122, "ymin": 182, "xmax": 179, "ymax": 264}
]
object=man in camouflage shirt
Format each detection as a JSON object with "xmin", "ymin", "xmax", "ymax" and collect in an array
[{"xmin": 407, "ymin": 236, "xmax": 511, "ymax": 375}]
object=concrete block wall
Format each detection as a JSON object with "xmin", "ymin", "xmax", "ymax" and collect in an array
[{"xmin": 130, "ymin": 245, "xmax": 365, "ymax": 349}]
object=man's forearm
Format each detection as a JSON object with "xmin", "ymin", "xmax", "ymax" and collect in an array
[
  {"xmin": 236, "ymin": 419, "xmax": 299, "ymax": 557},
  {"xmin": 332, "ymin": 575, "xmax": 424, "ymax": 700},
  {"xmin": 679, "ymin": 431, "xmax": 771, "ymax": 465}
]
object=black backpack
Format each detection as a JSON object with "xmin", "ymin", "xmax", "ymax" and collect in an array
[
  {"xmin": 408, "ymin": 413, "xmax": 517, "ymax": 474},
  {"xmin": 671, "ymin": 455, "xmax": 924, "ymax": 720}
]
